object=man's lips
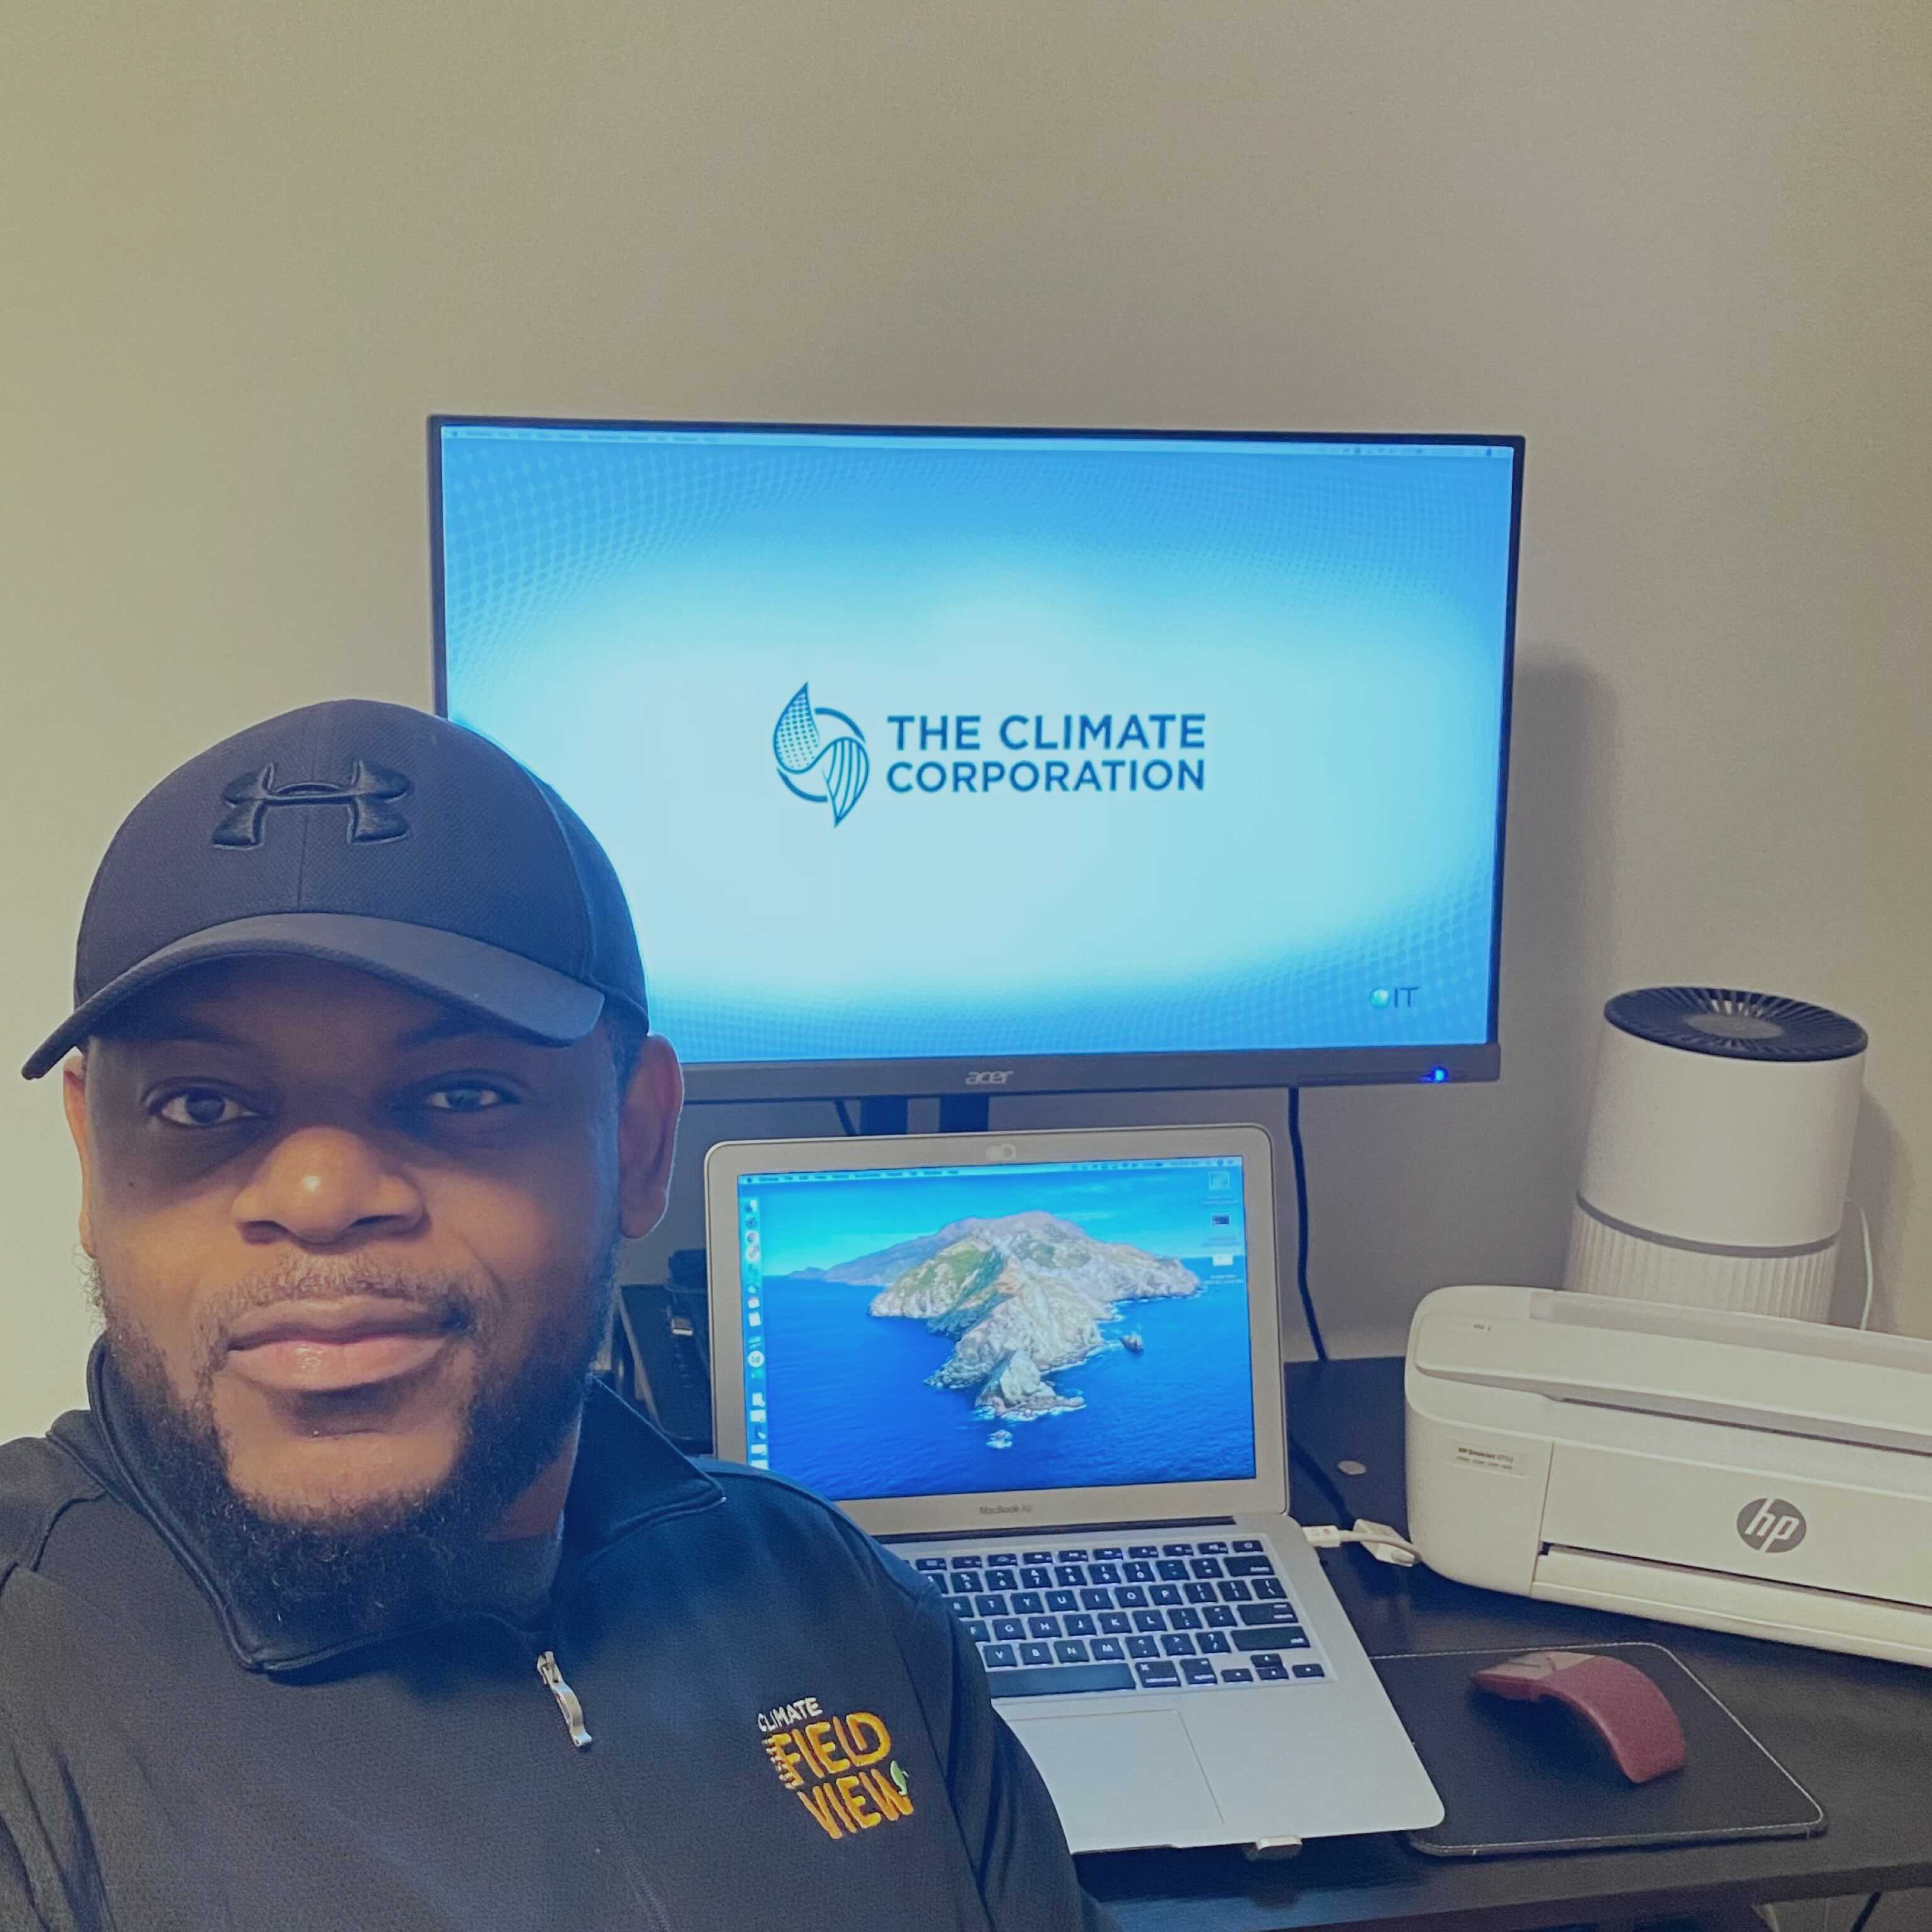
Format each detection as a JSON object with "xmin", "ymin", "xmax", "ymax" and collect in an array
[{"xmin": 223, "ymin": 1300, "xmax": 462, "ymax": 1395}]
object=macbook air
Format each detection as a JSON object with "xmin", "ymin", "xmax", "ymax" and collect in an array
[{"xmin": 703, "ymin": 1123, "xmax": 1443, "ymax": 1853}]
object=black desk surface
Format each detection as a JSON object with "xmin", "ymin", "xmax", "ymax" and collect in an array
[{"xmin": 1077, "ymin": 1358, "xmax": 1932, "ymax": 1931}]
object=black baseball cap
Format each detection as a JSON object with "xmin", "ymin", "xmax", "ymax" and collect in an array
[{"xmin": 21, "ymin": 699, "xmax": 648, "ymax": 1079}]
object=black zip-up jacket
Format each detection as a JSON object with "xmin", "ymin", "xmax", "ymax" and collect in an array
[{"xmin": 0, "ymin": 1349, "xmax": 1113, "ymax": 1931}]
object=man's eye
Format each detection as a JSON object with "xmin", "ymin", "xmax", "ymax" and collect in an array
[
  {"xmin": 155, "ymin": 1089, "xmax": 257, "ymax": 1128},
  {"xmin": 421, "ymin": 1083, "xmax": 513, "ymax": 1114}
]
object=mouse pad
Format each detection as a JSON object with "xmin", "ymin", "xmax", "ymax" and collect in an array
[{"xmin": 1372, "ymin": 1643, "xmax": 1824, "ymax": 1859}]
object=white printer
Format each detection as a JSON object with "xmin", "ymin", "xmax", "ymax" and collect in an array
[{"xmin": 1404, "ymin": 1284, "xmax": 1932, "ymax": 1667}]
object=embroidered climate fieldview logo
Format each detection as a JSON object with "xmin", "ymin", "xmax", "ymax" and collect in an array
[{"xmin": 759, "ymin": 1698, "xmax": 914, "ymax": 1841}]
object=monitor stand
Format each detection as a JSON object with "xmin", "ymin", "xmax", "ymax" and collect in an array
[{"xmin": 857, "ymin": 1095, "xmax": 989, "ymax": 1136}]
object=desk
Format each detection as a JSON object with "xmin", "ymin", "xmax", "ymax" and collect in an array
[{"xmin": 1077, "ymin": 1359, "xmax": 1932, "ymax": 1931}]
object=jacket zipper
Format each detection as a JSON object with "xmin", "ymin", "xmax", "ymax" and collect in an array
[
  {"xmin": 536, "ymin": 1649, "xmax": 594, "ymax": 1749},
  {"xmin": 528, "ymin": 1642, "xmax": 675, "ymax": 1932}
]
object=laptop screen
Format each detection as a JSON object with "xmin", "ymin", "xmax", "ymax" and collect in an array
[{"xmin": 735, "ymin": 1153, "xmax": 1258, "ymax": 1502}]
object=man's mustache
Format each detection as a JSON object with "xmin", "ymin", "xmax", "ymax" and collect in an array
[{"xmin": 186, "ymin": 1269, "xmax": 486, "ymax": 1382}]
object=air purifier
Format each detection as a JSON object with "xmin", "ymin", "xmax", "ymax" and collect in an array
[{"xmin": 1563, "ymin": 987, "xmax": 1867, "ymax": 1323}]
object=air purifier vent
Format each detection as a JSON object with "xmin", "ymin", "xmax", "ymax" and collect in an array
[{"xmin": 1604, "ymin": 987, "xmax": 1867, "ymax": 1064}]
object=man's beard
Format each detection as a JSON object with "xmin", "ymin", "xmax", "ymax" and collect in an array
[{"xmin": 88, "ymin": 1250, "xmax": 618, "ymax": 1650}]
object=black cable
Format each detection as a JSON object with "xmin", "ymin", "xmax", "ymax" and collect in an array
[
  {"xmin": 1287, "ymin": 1087, "xmax": 1328, "ymax": 1362},
  {"xmin": 833, "ymin": 1099, "xmax": 858, "ymax": 1137},
  {"xmin": 1848, "ymin": 1892, "xmax": 1884, "ymax": 1932}
]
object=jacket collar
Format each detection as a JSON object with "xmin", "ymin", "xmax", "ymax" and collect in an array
[{"xmin": 56, "ymin": 1339, "xmax": 723, "ymax": 1675}]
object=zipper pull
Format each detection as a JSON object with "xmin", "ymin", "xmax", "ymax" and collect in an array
[{"xmin": 536, "ymin": 1650, "xmax": 593, "ymax": 1750}]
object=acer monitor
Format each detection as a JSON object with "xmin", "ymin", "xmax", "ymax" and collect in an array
[{"xmin": 430, "ymin": 418, "xmax": 1520, "ymax": 1107}]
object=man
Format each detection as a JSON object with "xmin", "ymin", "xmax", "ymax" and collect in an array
[{"xmin": 1, "ymin": 697, "xmax": 1113, "ymax": 1931}]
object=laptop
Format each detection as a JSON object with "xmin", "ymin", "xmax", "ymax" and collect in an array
[{"xmin": 702, "ymin": 1122, "xmax": 1442, "ymax": 1853}]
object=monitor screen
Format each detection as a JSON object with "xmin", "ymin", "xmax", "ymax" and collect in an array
[
  {"xmin": 433, "ymin": 420, "xmax": 1520, "ymax": 1098},
  {"xmin": 735, "ymin": 1153, "xmax": 1257, "ymax": 1502}
]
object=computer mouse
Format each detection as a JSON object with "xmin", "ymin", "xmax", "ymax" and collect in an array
[{"xmin": 1471, "ymin": 1649, "xmax": 1688, "ymax": 1784}]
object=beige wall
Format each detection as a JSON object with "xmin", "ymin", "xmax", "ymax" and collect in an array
[{"xmin": 4, "ymin": 1, "xmax": 1927, "ymax": 1435}]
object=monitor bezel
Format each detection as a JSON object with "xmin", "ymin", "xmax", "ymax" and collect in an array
[
  {"xmin": 702, "ymin": 1123, "xmax": 1287, "ymax": 1538},
  {"xmin": 430, "ymin": 415, "xmax": 1521, "ymax": 1099}
]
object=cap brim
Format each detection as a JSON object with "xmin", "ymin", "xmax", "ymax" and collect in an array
[{"xmin": 21, "ymin": 913, "xmax": 607, "ymax": 1079}]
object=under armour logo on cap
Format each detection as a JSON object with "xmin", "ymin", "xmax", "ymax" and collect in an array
[{"xmin": 213, "ymin": 759, "xmax": 414, "ymax": 848}]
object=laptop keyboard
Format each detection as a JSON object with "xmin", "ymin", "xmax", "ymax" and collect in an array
[{"xmin": 913, "ymin": 1537, "xmax": 1330, "ymax": 1699}]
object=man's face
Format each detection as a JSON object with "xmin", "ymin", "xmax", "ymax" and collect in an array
[{"xmin": 65, "ymin": 956, "xmax": 680, "ymax": 1532}]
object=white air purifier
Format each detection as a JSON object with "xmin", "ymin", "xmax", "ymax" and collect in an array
[{"xmin": 1563, "ymin": 987, "xmax": 1867, "ymax": 1323}]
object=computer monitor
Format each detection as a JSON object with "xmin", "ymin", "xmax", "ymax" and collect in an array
[{"xmin": 431, "ymin": 419, "xmax": 1520, "ymax": 1103}]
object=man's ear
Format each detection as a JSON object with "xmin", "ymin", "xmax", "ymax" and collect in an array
[
  {"xmin": 616, "ymin": 1035, "xmax": 684, "ymax": 1240},
  {"xmin": 62, "ymin": 1050, "xmax": 97, "ymax": 1258}
]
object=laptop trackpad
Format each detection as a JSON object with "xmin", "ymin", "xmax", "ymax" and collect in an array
[{"xmin": 1007, "ymin": 1708, "xmax": 1224, "ymax": 1853}]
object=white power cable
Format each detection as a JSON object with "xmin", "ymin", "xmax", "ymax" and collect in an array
[
  {"xmin": 1852, "ymin": 1198, "xmax": 1875, "ymax": 1331},
  {"xmin": 1304, "ymin": 1519, "xmax": 1419, "ymax": 1567}
]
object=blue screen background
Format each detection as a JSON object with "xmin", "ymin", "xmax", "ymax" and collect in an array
[
  {"xmin": 438, "ymin": 426, "xmax": 1514, "ymax": 1063},
  {"xmin": 736, "ymin": 1157, "xmax": 1256, "ymax": 1501}
]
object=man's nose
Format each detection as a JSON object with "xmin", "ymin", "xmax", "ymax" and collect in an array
[{"xmin": 229, "ymin": 1124, "xmax": 426, "ymax": 1245}]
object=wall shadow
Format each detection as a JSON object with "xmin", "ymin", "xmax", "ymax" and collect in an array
[
  {"xmin": 1296, "ymin": 656, "xmax": 1618, "ymax": 1353},
  {"xmin": 1832, "ymin": 1094, "xmax": 1911, "ymax": 1330}
]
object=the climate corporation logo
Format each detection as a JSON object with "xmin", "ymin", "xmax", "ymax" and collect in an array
[
  {"xmin": 773, "ymin": 684, "xmax": 870, "ymax": 826},
  {"xmin": 772, "ymin": 683, "xmax": 1209, "ymax": 826}
]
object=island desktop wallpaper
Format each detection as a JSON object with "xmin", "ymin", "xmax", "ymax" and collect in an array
[{"xmin": 738, "ymin": 1158, "xmax": 1258, "ymax": 1501}]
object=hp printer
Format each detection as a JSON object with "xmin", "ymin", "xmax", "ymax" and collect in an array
[{"xmin": 1405, "ymin": 1284, "xmax": 1932, "ymax": 1667}]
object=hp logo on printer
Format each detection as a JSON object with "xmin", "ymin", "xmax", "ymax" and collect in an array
[{"xmin": 1736, "ymin": 1497, "xmax": 1807, "ymax": 1554}]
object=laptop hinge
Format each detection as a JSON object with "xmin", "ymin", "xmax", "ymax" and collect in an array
[{"xmin": 886, "ymin": 1515, "xmax": 1240, "ymax": 1545}]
